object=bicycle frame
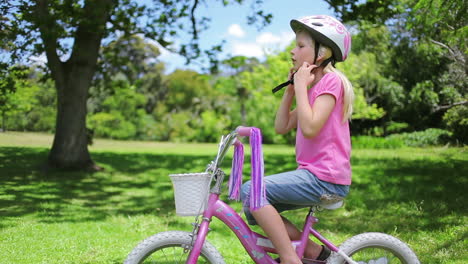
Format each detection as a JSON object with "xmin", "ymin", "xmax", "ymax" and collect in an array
[
  {"xmin": 185, "ymin": 127, "xmax": 357, "ymax": 264},
  {"xmin": 186, "ymin": 191, "xmax": 343, "ymax": 264}
]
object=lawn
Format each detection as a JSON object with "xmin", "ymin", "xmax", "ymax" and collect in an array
[{"xmin": 0, "ymin": 132, "xmax": 467, "ymax": 263}]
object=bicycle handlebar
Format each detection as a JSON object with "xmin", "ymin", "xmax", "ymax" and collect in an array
[
  {"xmin": 209, "ymin": 126, "xmax": 257, "ymax": 174},
  {"xmin": 235, "ymin": 126, "xmax": 254, "ymax": 137}
]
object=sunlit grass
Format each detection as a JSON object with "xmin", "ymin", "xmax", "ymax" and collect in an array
[{"xmin": 0, "ymin": 132, "xmax": 467, "ymax": 263}]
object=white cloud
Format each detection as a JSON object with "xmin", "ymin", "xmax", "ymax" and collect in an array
[
  {"xmin": 280, "ymin": 32, "xmax": 296, "ymax": 47},
  {"xmin": 231, "ymin": 42, "xmax": 264, "ymax": 58},
  {"xmin": 227, "ymin": 24, "xmax": 246, "ymax": 38},
  {"xmin": 256, "ymin": 32, "xmax": 281, "ymax": 45},
  {"xmin": 230, "ymin": 31, "xmax": 295, "ymax": 58}
]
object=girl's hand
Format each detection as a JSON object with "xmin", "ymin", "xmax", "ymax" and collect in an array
[{"xmin": 294, "ymin": 62, "xmax": 318, "ymax": 92}]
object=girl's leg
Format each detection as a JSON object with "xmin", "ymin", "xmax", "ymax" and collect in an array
[
  {"xmin": 251, "ymin": 205, "xmax": 302, "ymax": 264},
  {"xmin": 281, "ymin": 216, "xmax": 322, "ymax": 259},
  {"xmin": 241, "ymin": 170, "xmax": 347, "ymax": 261}
]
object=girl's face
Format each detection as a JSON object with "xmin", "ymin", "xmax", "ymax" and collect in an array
[{"xmin": 290, "ymin": 31, "xmax": 315, "ymax": 71}]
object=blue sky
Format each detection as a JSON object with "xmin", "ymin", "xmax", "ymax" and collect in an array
[{"xmin": 159, "ymin": 0, "xmax": 335, "ymax": 73}]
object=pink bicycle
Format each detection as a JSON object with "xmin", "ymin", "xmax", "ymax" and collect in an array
[{"xmin": 124, "ymin": 127, "xmax": 420, "ymax": 264}]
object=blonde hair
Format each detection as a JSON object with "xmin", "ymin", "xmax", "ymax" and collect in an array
[{"xmin": 318, "ymin": 45, "xmax": 354, "ymax": 122}]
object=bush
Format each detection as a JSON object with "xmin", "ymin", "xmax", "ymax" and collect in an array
[
  {"xmin": 443, "ymin": 105, "xmax": 467, "ymax": 144},
  {"xmin": 385, "ymin": 121, "xmax": 409, "ymax": 134},
  {"xmin": 387, "ymin": 128, "xmax": 452, "ymax": 147},
  {"xmin": 195, "ymin": 110, "xmax": 231, "ymax": 142},
  {"xmin": 87, "ymin": 112, "xmax": 137, "ymax": 140},
  {"xmin": 352, "ymin": 136, "xmax": 404, "ymax": 149}
]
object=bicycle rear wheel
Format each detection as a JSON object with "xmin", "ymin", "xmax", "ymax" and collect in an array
[
  {"xmin": 328, "ymin": 232, "xmax": 420, "ymax": 264},
  {"xmin": 124, "ymin": 231, "xmax": 225, "ymax": 264}
]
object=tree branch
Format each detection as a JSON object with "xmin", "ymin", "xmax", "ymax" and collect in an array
[
  {"xmin": 190, "ymin": 0, "xmax": 199, "ymax": 40},
  {"xmin": 432, "ymin": 101, "xmax": 468, "ymax": 113},
  {"xmin": 69, "ymin": 0, "xmax": 114, "ymax": 67},
  {"xmin": 429, "ymin": 38, "xmax": 466, "ymax": 65},
  {"xmin": 34, "ymin": 0, "xmax": 63, "ymax": 78}
]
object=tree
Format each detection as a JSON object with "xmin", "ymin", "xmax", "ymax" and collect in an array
[
  {"xmin": 90, "ymin": 34, "xmax": 166, "ymax": 116},
  {"xmin": 1, "ymin": 0, "xmax": 272, "ymax": 170},
  {"xmin": 2, "ymin": 68, "xmax": 57, "ymax": 133},
  {"xmin": 0, "ymin": 64, "xmax": 29, "ymax": 132},
  {"xmin": 220, "ymin": 56, "xmax": 260, "ymax": 125},
  {"xmin": 150, "ymin": 69, "xmax": 228, "ymax": 142},
  {"xmin": 327, "ymin": 0, "xmax": 467, "ymax": 141},
  {"xmin": 87, "ymin": 81, "xmax": 147, "ymax": 140}
]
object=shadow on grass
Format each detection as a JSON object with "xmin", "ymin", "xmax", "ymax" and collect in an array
[
  {"xmin": 0, "ymin": 146, "xmax": 215, "ymax": 227},
  {"xmin": 0, "ymin": 146, "xmax": 467, "ymax": 236}
]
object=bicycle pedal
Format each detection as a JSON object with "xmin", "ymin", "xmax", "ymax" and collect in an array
[{"xmin": 302, "ymin": 258, "xmax": 326, "ymax": 264}]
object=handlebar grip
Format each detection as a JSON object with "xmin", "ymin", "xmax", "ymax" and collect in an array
[{"xmin": 236, "ymin": 126, "xmax": 253, "ymax": 137}]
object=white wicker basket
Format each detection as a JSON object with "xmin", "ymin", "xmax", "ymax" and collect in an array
[{"xmin": 169, "ymin": 172, "xmax": 212, "ymax": 216}]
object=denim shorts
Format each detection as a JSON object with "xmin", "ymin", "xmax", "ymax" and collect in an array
[{"xmin": 240, "ymin": 169, "xmax": 349, "ymax": 225}]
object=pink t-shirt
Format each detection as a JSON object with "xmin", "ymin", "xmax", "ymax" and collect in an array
[{"xmin": 296, "ymin": 72, "xmax": 351, "ymax": 185}]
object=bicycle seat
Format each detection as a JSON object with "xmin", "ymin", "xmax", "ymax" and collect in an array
[{"xmin": 318, "ymin": 194, "xmax": 344, "ymax": 210}]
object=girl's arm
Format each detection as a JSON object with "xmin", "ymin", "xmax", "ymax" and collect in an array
[
  {"xmin": 294, "ymin": 63, "xmax": 336, "ymax": 139},
  {"xmin": 274, "ymin": 87, "xmax": 297, "ymax": 134},
  {"xmin": 275, "ymin": 71, "xmax": 298, "ymax": 134}
]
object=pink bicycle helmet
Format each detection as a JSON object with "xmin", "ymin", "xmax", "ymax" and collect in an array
[{"xmin": 290, "ymin": 15, "xmax": 351, "ymax": 62}]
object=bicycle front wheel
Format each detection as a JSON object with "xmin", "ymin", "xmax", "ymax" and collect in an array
[
  {"xmin": 124, "ymin": 231, "xmax": 225, "ymax": 264},
  {"xmin": 328, "ymin": 232, "xmax": 420, "ymax": 264}
]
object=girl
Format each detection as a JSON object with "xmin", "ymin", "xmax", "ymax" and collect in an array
[{"xmin": 241, "ymin": 15, "xmax": 354, "ymax": 264}]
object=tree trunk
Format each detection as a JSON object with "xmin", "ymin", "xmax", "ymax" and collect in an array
[
  {"xmin": 48, "ymin": 65, "xmax": 95, "ymax": 169},
  {"xmin": 34, "ymin": 0, "xmax": 113, "ymax": 170}
]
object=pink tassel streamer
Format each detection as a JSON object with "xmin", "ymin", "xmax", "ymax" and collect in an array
[
  {"xmin": 228, "ymin": 140, "xmax": 244, "ymax": 200},
  {"xmin": 227, "ymin": 127, "xmax": 266, "ymax": 210},
  {"xmin": 249, "ymin": 128, "xmax": 266, "ymax": 211}
]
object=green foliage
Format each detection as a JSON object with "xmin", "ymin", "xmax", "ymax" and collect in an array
[
  {"xmin": 87, "ymin": 81, "xmax": 148, "ymax": 140},
  {"xmin": 408, "ymin": 0, "xmax": 466, "ymax": 54},
  {"xmin": 98, "ymin": 35, "xmax": 162, "ymax": 85},
  {"xmin": 2, "ymin": 69, "xmax": 56, "ymax": 132},
  {"xmin": 385, "ymin": 121, "xmax": 409, "ymax": 134},
  {"xmin": 351, "ymin": 136, "xmax": 404, "ymax": 149},
  {"xmin": 164, "ymin": 70, "xmax": 211, "ymax": 110},
  {"xmin": 388, "ymin": 128, "xmax": 453, "ymax": 147},
  {"xmin": 87, "ymin": 112, "xmax": 137, "ymax": 140},
  {"xmin": 336, "ymin": 52, "xmax": 388, "ymax": 120},
  {"xmin": 2, "ymin": 0, "xmax": 466, "ymax": 144},
  {"xmin": 196, "ymin": 110, "xmax": 232, "ymax": 142},
  {"xmin": 0, "ymin": 65, "xmax": 29, "ymax": 131},
  {"xmin": 164, "ymin": 111, "xmax": 197, "ymax": 142},
  {"xmin": 351, "ymin": 22, "xmax": 392, "ymax": 63},
  {"xmin": 93, "ymin": 34, "xmax": 166, "ymax": 115},
  {"xmin": 443, "ymin": 105, "xmax": 468, "ymax": 144},
  {"xmin": 2, "ymin": 0, "xmax": 274, "ymax": 168},
  {"xmin": 331, "ymin": 0, "xmax": 467, "ymax": 139},
  {"xmin": 239, "ymin": 50, "xmax": 291, "ymax": 143}
]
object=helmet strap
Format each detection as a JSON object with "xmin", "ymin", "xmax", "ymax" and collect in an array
[
  {"xmin": 313, "ymin": 42, "xmax": 320, "ymax": 65},
  {"xmin": 319, "ymin": 57, "xmax": 335, "ymax": 68}
]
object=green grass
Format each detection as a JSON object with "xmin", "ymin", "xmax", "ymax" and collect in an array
[{"xmin": 0, "ymin": 132, "xmax": 467, "ymax": 263}]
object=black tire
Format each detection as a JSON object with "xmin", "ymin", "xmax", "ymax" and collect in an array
[
  {"xmin": 328, "ymin": 232, "xmax": 420, "ymax": 264},
  {"xmin": 124, "ymin": 231, "xmax": 225, "ymax": 264}
]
